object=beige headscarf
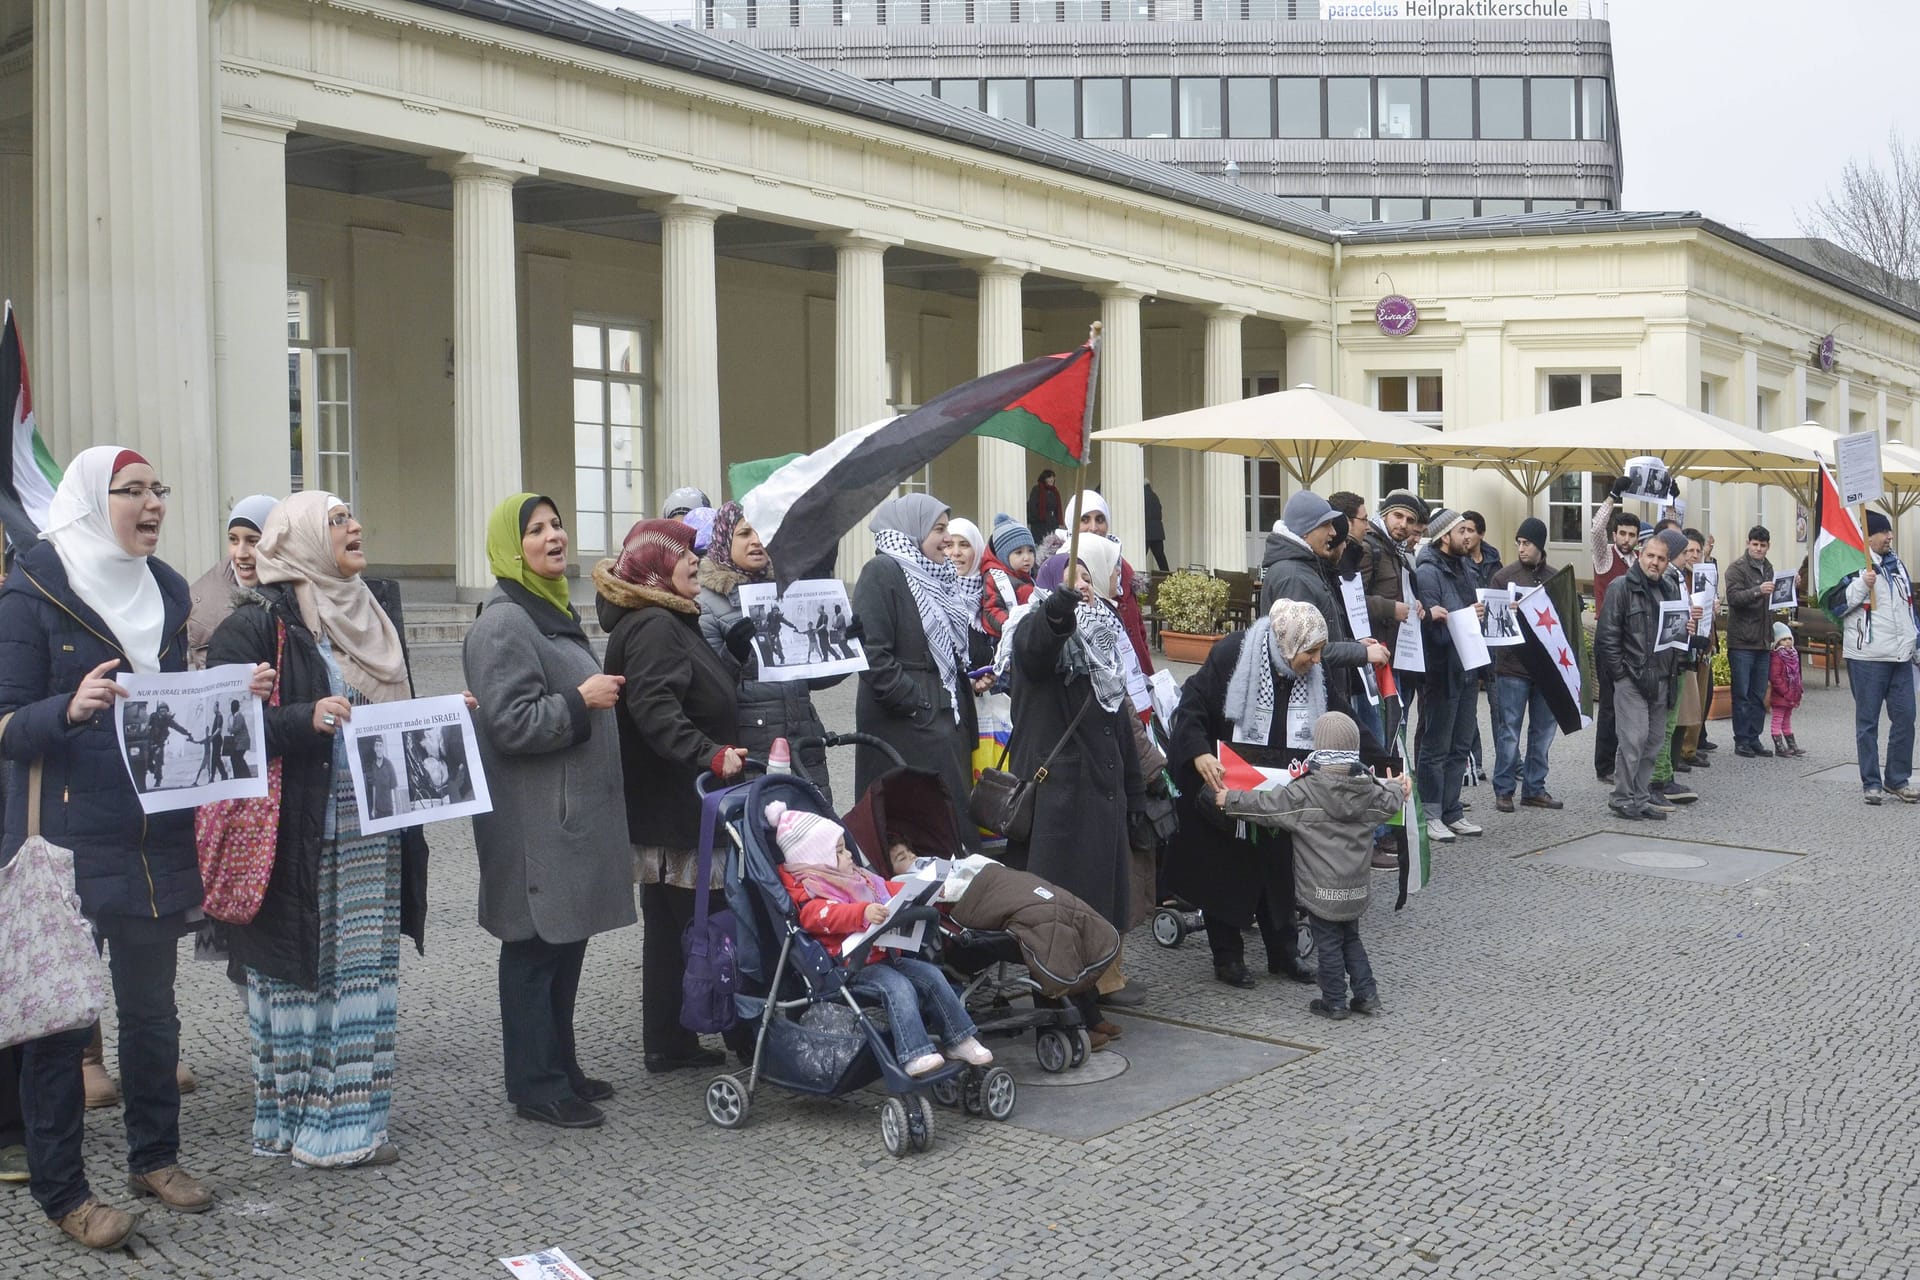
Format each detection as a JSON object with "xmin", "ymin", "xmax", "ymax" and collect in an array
[{"xmin": 254, "ymin": 491, "xmax": 409, "ymax": 703}]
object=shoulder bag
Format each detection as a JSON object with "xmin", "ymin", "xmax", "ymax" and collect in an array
[
  {"xmin": 968, "ymin": 688, "xmax": 1096, "ymax": 843},
  {"xmin": 195, "ymin": 620, "xmax": 285, "ymax": 924}
]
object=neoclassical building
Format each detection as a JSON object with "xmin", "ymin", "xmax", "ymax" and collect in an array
[{"xmin": 2, "ymin": 0, "xmax": 1915, "ymax": 597}]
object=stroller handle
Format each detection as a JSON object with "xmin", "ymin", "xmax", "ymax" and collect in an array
[
  {"xmin": 793, "ymin": 732, "xmax": 908, "ymax": 771},
  {"xmin": 843, "ymin": 905, "xmax": 945, "ymax": 975},
  {"xmin": 692, "ymin": 754, "xmax": 771, "ymax": 798}
]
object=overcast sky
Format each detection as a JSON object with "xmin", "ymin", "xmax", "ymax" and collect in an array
[{"xmin": 587, "ymin": 0, "xmax": 1916, "ymax": 237}]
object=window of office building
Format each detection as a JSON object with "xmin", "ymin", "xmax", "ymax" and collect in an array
[
  {"xmin": 986, "ymin": 79, "xmax": 1027, "ymax": 124},
  {"xmin": 1429, "ymin": 197, "xmax": 1475, "ymax": 219},
  {"xmin": 1429, "ymin": 78, "xmax": 1473, "ymax": 139},
  {"xmin": 1379, "ymin": 197, "xmax": 1424, "ymax": 222},
  {"xmin": 1581, "ymin": 79, "xmax": 1609, "ymax": 140},
  {"xmin": 895, "ymin": 79, "xmax": 932, "ymax": 96},
  {"xmin": 1083, "ymin": 79, "xmax": 1124, "ymax": 138},
  {"xmin": 1543, "ymin": 372, "xmax": 1622, "ymax": 542},
  {"xmin": 1034, "ymin": 79, "xmax": 1075, "ymax": 134},
  {"xmin": 797, "ymin": 0, "xmax": 834, "ymax": 26},
  {"xmin": 1481, "ymin": 78, "xmax": 1524, "ymax": 139},
  {"xmin": 1180, "ymin": 78, "xmax": 1222, "ymax": 139},
  {"xmin": 572, "ymin": 319, "xmax": 648, "ymax": 557},
  {"xmin": 937, "ymin": 79, "xmax": 980, "ymax": 111},
  {"xmin": 1532, "ymin": 198, "xmax": 1576, "ymax": 214},
  {"xmin": 1481, "ymin": 198, "xmax": 1527, "ymax": 216},
  {"xmin": 1130, "ymin": 78, "xmax": 1173, "ymax": 138},
  {"xmin": 1227, "ymin": 77, "xmax": 1271, "ymax": 138},
  {"xmin": 1328, "ymin": 196, "xmax": 1374, "ymax": 221},
  {"xmin": 1327, "ymin": 78, "xmax": 1371, "ymax": 138},
  {"xmin": 1276, "ymin": 79, "xmax": 1320, "ymax": 138},
  {"xmin": 1062, "ymin": 0, "xmax": 1101, "ymax": 17},
  {"xmin": 1377, "ymin": 78, "xmax": 1421, "ymax": 139},
  {"xmin": 1021, "ymin": 0, "xmax": 1061, "ymax": 21},
  {"xmin": 1531, "ymin": 78, "xmax": 1575, "ymax": 140},
  {"xmin": 978, "ymin": 0, "xmax": 1015, "ymax": 18}
]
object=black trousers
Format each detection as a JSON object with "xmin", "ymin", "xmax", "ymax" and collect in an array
[
  {"xmin": 640, "ymin": 883, "xmax": 702, "ymax": 1059},
  {"xmin": 498, "ymin": 936, "xmax": 589, "ymax": 1106},
  {"xmin": 0, "ymin": 1044, "xmax": 22, "ymax": 1147},
  {"xmin": 1593, "ymin": 665, "xmax": 1618, "ymax": 777},
  {"xmin": 1205, "ymin": 841, "xmax": 1299, "ymax": 971},
  {"xmin": 1146, "ymin": 540, "xmax": 1170, "ymax": 573}
]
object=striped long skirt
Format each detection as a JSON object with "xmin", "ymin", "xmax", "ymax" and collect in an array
[{"xmin": 246, "ymin": 768, "xmax": 402, "ymax": 1167}]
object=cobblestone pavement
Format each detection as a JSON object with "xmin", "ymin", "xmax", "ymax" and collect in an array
[{"xmin": 9, "ymin": 650, "xmax": 1917, "ymax": 1278}]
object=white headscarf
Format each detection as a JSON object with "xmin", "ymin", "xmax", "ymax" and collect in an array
[
  {"xmin": 1060, "ymin": 490, "xmax": 1113, "ymax": 536},
  {"xmin": 42, "ymin": 445, "xmax": 168, "ymax": 673},
  {"xmin": 945, "ymin": 518, "xmax": 985, "ymax": 577}
]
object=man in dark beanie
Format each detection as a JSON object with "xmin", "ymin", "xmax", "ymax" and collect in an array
[
  {"xmin": 1597, "ymin": 527, "xmax": 1689, "ymax": 820},
  {"xmin": 1722, "ymin": 525, "xmax": 1780, "ymax": 756},
  {"xmin": 1825, "ymin": 509, "xmax": 1918, "ymax": 803},
  {"xmin": 1412, "ymin": 508, "xmax": 1487, "ymax": 842},
  {"xmin": 1488, "ymin": 516, "xmax": 1564, "ymax": 814},
  {"xmin": 1258, "ymin": 491, "xmax": 1389, "ymax": 747},
  {"xmin": 1362, "ymin": 491, "xmax": 1428, "ymax": 687}
]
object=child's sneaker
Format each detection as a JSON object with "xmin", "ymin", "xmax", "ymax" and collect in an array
[
  {"xmin": 945, "ymin": 1037, "xmax": 994, "ymax": 1067},
  {"xmin": 1308, "ymin": 998, "xmax": 1349, "ymax": 1021},
  {"xmin": 904, "ymin": 1052, "xmax": 946, "ymax": 1077},
  {"xmin": 1350, "ymin": 996, "xmax": 1384, "ymax": 1017}
]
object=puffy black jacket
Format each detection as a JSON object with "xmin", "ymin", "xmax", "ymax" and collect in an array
[
  {"xmin": 1595, "ymin": 563, "xmax": 1679, "ymax": 698},
  {"xmin": 1257, "ymin": 530, "xmax": 1371, "ymax": 681},
  {"xmin": 1413, "ymin": 542, "xmax": 1480, "ymax": 667},
  {"xmin": 0, "ymin": 540, "xmax": 199, "ymax": 921}
]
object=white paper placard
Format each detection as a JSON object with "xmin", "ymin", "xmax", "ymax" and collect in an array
[
  {"xmin": 1446, "ymin": 606, "xmax": 1491, "ymax": 671},
  {"xmin": 115, "ymin": 665, "xmax": 268, "ymax": 813},
  {"xmin": 1655, "ymin": 598, "xmax": 1693, "ymax": 653},
  {"xmin": 1770, "ymin": 570, "xmax": 1798, "ymax": 609},
  {"xmin": 735, "ymin": 579, "xmax": 870, "ymax": 682},
  {"xmin": 501, "ymin": 1248, "xmax": 595, "ymax": 1279},
  {"xmin": 1477, "ymin": 588, "xmax": 1523, "ymax": 647},
  {"xmin": 1392, "ymin": 567, "xmax": 1425, "ymax": 674},
  {"xmin": 1692, "ymin": 589, "xmax": 1716, "ymax": 637},
  {"xmin": 1835, "ymin": 431, "xmax": 1885, "ymax": 507},
  {"xmin": 1338, "ymin": 572, "xmax": 1373, "ymax": 644},
  {"xmin": 341, "ymin": 694, "xmax": 493, "ymax": 836}
]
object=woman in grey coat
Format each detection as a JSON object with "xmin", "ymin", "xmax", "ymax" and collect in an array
[
  {"xmin": 463, "ymin": 494, "xmax": 636, "ymax": 1131},
  {"xmin": 852, "ymin": 494, "xmax": 984, "ymax": 849}
]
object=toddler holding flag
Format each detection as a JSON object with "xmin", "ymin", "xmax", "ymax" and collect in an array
[{"xmin": 1212, "ymin": 712, "xmax": 1407, "ymax": 1021}]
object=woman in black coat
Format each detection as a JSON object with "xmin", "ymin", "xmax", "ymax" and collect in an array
[
  {"xmin": 595, "ymin": 518, "xmax": 746, "ymax": 1073},
  {"xmin": 1167, "ymin": 599, "xmax": 1331, "ymax": 989}
]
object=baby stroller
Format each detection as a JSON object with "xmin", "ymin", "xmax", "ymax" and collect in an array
[
  {"xmin": 697, "ymin": 768, "xmax": 1018, "ymax": 1156},
  {"xmin": 824, "ymin": 732, "xmax": 1096, "ymax": 1079},
  {"xmin": 1152, "ymin": 897, "xmax": 1316, "ymax": 968}
]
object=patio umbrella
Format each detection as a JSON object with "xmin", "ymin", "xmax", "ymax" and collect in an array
[
  {"xmin": 1402, "ymin": 391, "xmax": 1829, "ymax": 498},
  {"xmin": 1087, "ymin": 383, "xmax": 1441, "ymax": 489},
  {"xmin": 1691, "ymin": 422, "xmax": 1920, "ymax": 519}
]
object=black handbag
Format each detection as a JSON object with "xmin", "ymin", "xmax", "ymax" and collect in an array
[{"xmin": 969, "ymin": 690, "xmax": 1096, "ymax": 842}]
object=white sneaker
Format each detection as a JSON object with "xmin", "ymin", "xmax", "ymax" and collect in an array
[
  {"xmin": 1424, "ymin": 818, "xmax": 1456, "ymax": 843},
  {"xmin": 1448, "ymin": 819, "xmax": 1483, "ymax": 837},
  {"xmin": 945, "ymin": 1036, "xmax": 994, "ymax": 1067},
  {"xmin": 904, "ymin": 1052, "xmax": 946, "ymax": 1077}
]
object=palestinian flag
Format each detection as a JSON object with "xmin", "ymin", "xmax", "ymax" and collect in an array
[
  {"xmin": 1513, "ymin": 564, "xmax": 1587, "ymax": 735},
  {"xmin": 1392, "ymin": 719, "xmax": 1429, "ymax": 909},
  {"xmin": 0, "ymin": 301, "xmax": 58, "ymax": 547},
  {"xmin": 1216, "ymin": 740, "xmax": 1308, "ymax": 793},
  {"xmin": 1811, "ymin": 461, "xmax": 1870, "ymax": 619},
  {"xmin": 743, "ymin": 344, "xmax": 1097, "ymax": 588},
  {"xmin": 728, "ymin": 451, "xmax": 801, "ymax": 502}
]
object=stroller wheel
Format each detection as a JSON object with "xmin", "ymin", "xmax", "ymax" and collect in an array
[
  {"xmin": 1151, "ymin": 908, "xmax": 1187, "ymax": 949},
  {"xmin": 704, "ymin": 1074, "xmax": 750, "ymax": 1130},
  {"xmin": 1035, "ymin": 1028, "xmax": 1072, "ymax": 1074},
  {"xmin": 908, "ymin": 1094, "xmax": 934, "ymax": 1152},
  {"xmin": 981, "ymin": 1066, "xmax": 1018, "ymax": 1121},
  {"xmin": 962, "ymin": 1071, "xmax": 987, "ymax": 1117},
  {"xmin": 1069, "ymin": 1028, "xmax": 1091, "ymax": 1068},
  {"xmin": 929, "ymin": 1077, "xmax": 963, "ymax": 1109},
  {"xmin": 879, "ymin": 1096, "xmax": 911, "ymax": 1158}
]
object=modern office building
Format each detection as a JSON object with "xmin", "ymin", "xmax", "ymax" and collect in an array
[{"xmin": 706, "ymin": 4, "xmax": 1621, "ymax": 219}]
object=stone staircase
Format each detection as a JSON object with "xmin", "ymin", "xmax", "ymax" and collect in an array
[{"xmin": 398, "ymin": 588, "xmax": 606, "ymax": 649}]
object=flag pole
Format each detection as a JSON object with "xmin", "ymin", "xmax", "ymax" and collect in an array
[{"xmin": 1063, "ymin": 321, "xmax": 1103, "ymax": 595}]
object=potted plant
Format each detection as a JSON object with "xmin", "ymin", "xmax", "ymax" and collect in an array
[
  {"xmin": 1707, "ymin": 648, "xmax": 1733, "ymax": 720},
  {"xmin": 1155, "ymin": 570, "xmax": 1230, "ymax": 664}
]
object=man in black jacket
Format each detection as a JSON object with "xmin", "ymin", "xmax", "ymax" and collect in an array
[
  {"xmin": 1722, "ymin": 526, "xmax": 1779, "ymax": 756},
  {"xmin": 1488, "ymin": 517, "xmax": 1564, "ymax": 814},
  {"xmin": 1412, "ymin": 509, "xmax": 1488, "ymax": 842},
  {"xmin": 1597, "ymin": 530, "xmax": 1686, "ymax": 820}
]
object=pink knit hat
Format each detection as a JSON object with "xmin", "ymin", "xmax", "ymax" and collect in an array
[{"xmin": 764, "ymin": 800, "xmax": 847, "ymax": 868}]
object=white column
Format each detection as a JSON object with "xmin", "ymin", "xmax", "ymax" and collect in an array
[
  {"xmin": 35, "ymin": 0, "xmax": 219, "ymax": 558},
  {"xmin": 213, "ymin": 110, "xmax": 296, "ymax": 508},
  {"xmin": 1833, "ymin": 378, "xmax": 1852, "ymax": 435},
  {"xmin": 438, "ymin": 155, "xmax": 535, "ymax": 595},
  {"xmin": 1202, "ymin": 305, "xmax": 1251, "ymax": 571},
  {"xmin": 0, "ymin": 134, "xmax": 31, "ymax": 338},
  {"xmin": 1789, "ymin": 364, "xmax": 1808, "ymax": 424},
  {"xmin": 1097, "ymin": 283, "xmax": 1151, "ymax": 557},
  {"xmin": 973, "ymin": 258, "xmax": 1030, "ymax": 525},
  {"xmin": 1285, "ymin": 321, "xmax": 1334, "ymax": 391},
  {"xmin": 657, "ymin": 196, "xmax": 732, "ymax": 505},
  {"xmin": 826, "ymin": 230, "xmax": 899, "ymax": 580}
]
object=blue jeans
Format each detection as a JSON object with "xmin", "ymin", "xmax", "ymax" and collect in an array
[
  {"xmin": 1306, "ymin": 913, "xmax": 1375, "ymax": 1010},
  {"xmin": 1350, "ymin": 694, "xmax": 1384, "ymax": 754},
  {"xmin": 1850, "ymin": 659, "xmax": 1916, "ymax": 792},
  {"xmin": 1729, "ymin": 647, "xmax": 1771, "ymax": 746},
  {"xmin": 20, "ymin": 934, "xmax": 180, "ymax": 1220},
  {"xmin": 1492, "ymin": 675, "xmax": 1556, "ymax": 799},
  {"xmin": 1417, "ymin": 661, "xmax": 1479, "ymax": 824},
  {"xmin": 848, "ymin": 956, "xmax": 977, "ymax": 1065}
]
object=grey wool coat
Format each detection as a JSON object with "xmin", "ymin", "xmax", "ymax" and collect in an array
[{"xmin": 462, "ymin": 583, "xmax": 637, "ymax": 944}]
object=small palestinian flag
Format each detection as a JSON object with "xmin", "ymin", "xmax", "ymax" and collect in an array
[
  {"xmin": 0, "ymin": 300, "xmax": 58, "ymax": 548},
  {"xmin": 1393, "ymin": 719, "xmax": 1430, "ymax": 909},
  {"xmin": 1513, "ymin": 566, "xmax": 1587, "ymax": 735},
  {"xmin": 1811, "ymin": 461, "xmax": 1870, "ymax": 620},
  {"xmin": 744, "ymin": 344, "xmax": 1097, "ymax": 588}
]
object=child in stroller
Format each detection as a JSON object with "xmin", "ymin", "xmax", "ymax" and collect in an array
[{"xmin": 766, "ymin": 800, "xmax": 994, "ymax": 1077}]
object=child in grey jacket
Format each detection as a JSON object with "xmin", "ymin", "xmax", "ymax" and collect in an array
[{"xmin": 1214, "ymin": 711, "xmax": 1407, "ymax": 1020}]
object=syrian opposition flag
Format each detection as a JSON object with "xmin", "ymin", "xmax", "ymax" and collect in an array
[
  {"xmin": 1392, "ymin": 720, "xmax": 1429, "ymax": 909},
  {"xmin": 0, "ymin": 301, "xmax": 58, "ymax": 544},
  {"xmin": 1811, "ymin": 461, "xmax": 1870, "ymax": 619},
  {"xmin": 742, "ymin": 344, "xmax": 1097, "ymax": 588},
  {"xmin": 1513, "ymin": 568, "xmax": 1586, "ymax": 735}
]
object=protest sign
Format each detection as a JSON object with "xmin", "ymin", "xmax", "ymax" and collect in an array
[
  {"xmin": 1477, "ymin": 589, "xmax": 1522, "ymax": 647},
  {"xmin": 1446, "ymin": 607, "xmax": 1491, "ymax": 671},
  {"xmin": 1655, "ymin": 599, "xmax": 1692, "ymax": 653},
  {"xmin": 1392, "ymin": 567, "xmax": 1425, "ymax": 674},
  {"xmin": 736, "ymin": 579, "xmax": 869, "ymax": 681},
  {"xmin": 1835, "ymin": 430, "xmax": 1884, "ymax": 507},
  {"xmin": 115, "ymin": 665, "xmax": 267, "ymax": 814},
  {"xmin": 1770, "ymin": 570, "xmax": 1798, "ymax": 609},
  {"xmin": 342, "ymin": 694, "xmax": 492, "ymax": 836}
]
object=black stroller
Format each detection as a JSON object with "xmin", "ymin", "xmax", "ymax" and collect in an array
[{"xmin": 697, "ymin": 766, "xmax": 1018, "ymax": 1156}]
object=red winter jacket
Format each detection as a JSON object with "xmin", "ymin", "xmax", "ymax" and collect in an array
[
  {"xmin": 978, "ymin": 550, "xmax": 1034, "ymax": 640},
  {"xmin": 1768, "ymin": 645, "xmax": 1803, "ymax": 710},
  {"xmin": 779, "ymin": 866, "xmax": 903, "ymax": 961}
]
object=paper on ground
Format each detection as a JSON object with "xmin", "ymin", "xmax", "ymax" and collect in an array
[{"xmin": 500, "ymin": 1248, "xmax": 594, "ymax": 1279}]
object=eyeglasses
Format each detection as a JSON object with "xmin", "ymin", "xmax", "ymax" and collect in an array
[
  {"xmin": 108, "ymin": 485, "xmax": 172, "ymax": 502},
  {"xmin": 327, "ymin": 511, "xmax": 354, "ymax": 529}
]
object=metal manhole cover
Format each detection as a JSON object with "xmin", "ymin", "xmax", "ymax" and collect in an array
[
  {"xmin": 1527, "ymin": 833, "xmax": 1801, "ymax": 886},
  {"xmin": 1008, "ymin": 1049, "xmax": 1129, "ymax": 1088},
  {"xmin": 1616, "ymin": 850, "xmax": 1709, "ymax": 869}
]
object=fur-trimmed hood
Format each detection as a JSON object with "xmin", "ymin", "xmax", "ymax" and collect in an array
[
  {"xmin": 593, "ymin": 557, "xmax": 698, "ymax": 632},
  {"xmin": 695, "ymin": 555, "xmax": 765, "ymax": 600}
]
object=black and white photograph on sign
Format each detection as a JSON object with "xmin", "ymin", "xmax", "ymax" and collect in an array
[
  {"xmin": 1619, "ymin": 455, "xmax": 1674, "ymax": 502},
  {"xmin": 735, "ymin": 579, "xmax": 870, "ymax": 681},
  {"xmin": 114, "ymin": 665, "xmax": 268, "ymax": 814},
  {"xmin": 1770, "ymin": 570, "xmax": 1798, "ymax": 609},
  {"xmin": 1693, "ymin": 562, "xmax": 1717, "ymax": 598},
  {"xmin": 342, "ymin": 694, "xmax": 492, "ymax": 836},
  {"xmin": 1655, "ymin": 599, "xmax": 1692, "ymax": 653},
  {"xmin": 1476, "ymin": 589, "xmax": 1523, "ymax": 647}
]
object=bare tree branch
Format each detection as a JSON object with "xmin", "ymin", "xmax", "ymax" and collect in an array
[{"xmin": 1797, "ymin": 128, "xmax": 1920, "ymax": 307}]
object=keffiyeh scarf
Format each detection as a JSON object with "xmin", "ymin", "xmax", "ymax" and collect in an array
[
  {"xmin": 1223, "ymin": 618, "xmax": 1327, "ymax": 747},
  {"xmin": 874, "ymin": 528, "xmax": 974, "ymax": 718}
]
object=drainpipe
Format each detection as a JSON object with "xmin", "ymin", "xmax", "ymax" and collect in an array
[{"xmin": 1330, "ymin": 240, "xmax": 1343, "ymax": 397}]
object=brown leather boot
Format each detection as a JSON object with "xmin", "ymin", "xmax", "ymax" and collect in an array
[
  {"xmin": 55, "ymin": 1197, "xmax": 140, "ymax": 1250},
  {"xmin": 126, "ymin": 1165, "xmax": 213, "ymax": 1213},
  {"xmin": 82, "ymin": 1025, "xmax": 119, "ymax": 1110}
]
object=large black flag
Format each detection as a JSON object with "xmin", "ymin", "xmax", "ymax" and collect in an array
[{"xmin": 1512, "ymin": 563, "xmax": 1586, "ymax": 735}]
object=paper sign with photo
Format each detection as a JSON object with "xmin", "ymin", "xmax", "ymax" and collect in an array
[
  {"xmin": 840, "ymin": 870, "xmax": 943, "ymax": 957},
  {"xmin": 735, "ymin": 579, "xmax": 870, "ymax": 682},
  {"xmin": 1655, "ymin": 599, "xmax": 1693, "ymax": 653},
  {"xmin": 342, "ymin": 694, "xmax": 493, "ymax": 836},
  {"xmin": 1476, "ymin": 589, "xmax": 1523, "ymax": 647},
  {"xmin": 1338, "ymin": 573, "xmax": 1373, "ymax": 644},
  {"xmin": 114, "ymin": 665, "xmax": 269, "ymax": 814},
  {"xmin": 1446, "ymin": 606, "xmax": 1491, "ymax": 671},
  {"xmin": 1692, "ymin": 562, "xmax": 1718, "ymax": 598},
  {"xmin": 1392, "ymin": 568, "xmax": 1425, "ymax": 674},
  {"xmin": 1619, "ymin": 454, "xmax": 1674, "ymax": 502},
  {"xmin": 1770, "ymin": 570, "xmax": 1798, "ymax": 609},
  {"xmin": 500, "ymin": 1248, "xmax": 595, "ymax": 1280}
]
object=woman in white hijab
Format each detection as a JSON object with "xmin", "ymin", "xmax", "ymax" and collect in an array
[{"xmin": 187, "ymin": 493, "xmax": 279, "ymax": 669}]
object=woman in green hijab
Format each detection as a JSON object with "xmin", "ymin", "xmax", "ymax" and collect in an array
[{"xmin": 461, "ymin": 494, "xmax": 637, "ymax": 1130}]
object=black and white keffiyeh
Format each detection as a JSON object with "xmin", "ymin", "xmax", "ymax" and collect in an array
[{"xmin": 874, "ymin": 527, "xmax": 974, "ymax": 717}]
